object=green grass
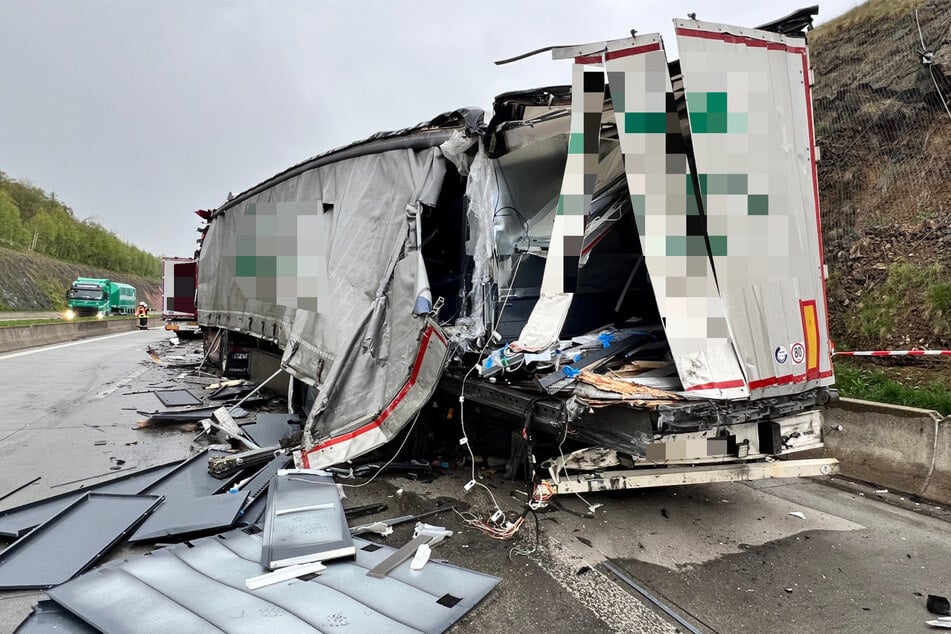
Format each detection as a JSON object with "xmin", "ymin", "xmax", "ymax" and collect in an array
[
  {"xmin": 846, "ymin": 262, "xmax": 951, "ymax": 340},
  {"xmin": 0, "ymin": 315, "xmax": 136, "ymax": 328},
  {"xmin": 928, "ymin": 283, "xmax": 951, "ymax": 317},
  {"xmin": 834, "ymin": 364, "xmax": 951, "ymax": 415}
]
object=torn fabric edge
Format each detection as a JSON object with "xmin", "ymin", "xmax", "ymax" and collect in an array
[
  {"xmin": 245, "ymin": 145, "xmax": 450, "ymax": 467},
  {"xmin": 299, "ymin": 320, "xmax": 448, "ymax": 469},
  {"xmin": 449, "ymin": 143, "xmax": 496, "ymax": 347}
]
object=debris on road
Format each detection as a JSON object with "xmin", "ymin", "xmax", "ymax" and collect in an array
[
  {"xmin": 0, "ymin": 477, "xmax": 40, "ymax": 504},
  {"xmin": 0, "ymin": 493, "xmax": 162, "ymax": 589},
  {"xmin": 260, "ymin": 470, "xmax": 355, "ymax": 569},
  {"xmin": 135, "ymin": 405, "xmax": 250, "ymax": 427},
  {"xmin": 789, "ymin": 512, "xmax": 807, "ymax": 520},
  {"xmin": 344, "ymin": 502, "xmax": 388, "ymax": 519},
  {"xmin": 929, "ymin": 595, "xmax": 951, "ymax": 616},
  {"xmin": 145, "ymin": 346, "xmax": 202, "ymax": 367},
  {"xmin": 0, "ymin": 463, "xmax": 178, "ymax": 538},
  {"xmin": 44, "ymin": 530, "xmax": 500, "ymax": 634},
  {"xmin": 11, "ymin": 599, "xmax": 97, "ymax": 633},
  {"xmin": 152, "ymin": 388, "xmax": 202, "ymax": 407}
]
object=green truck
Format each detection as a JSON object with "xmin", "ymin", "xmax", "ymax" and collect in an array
[{"xmin": 65, "ymin": 278, "xmax": 137, "ymax": 318}]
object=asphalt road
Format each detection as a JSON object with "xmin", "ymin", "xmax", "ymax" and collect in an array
[{"xmin": 0, "ymin": 331, "xmax": 949, "ymax": 632}]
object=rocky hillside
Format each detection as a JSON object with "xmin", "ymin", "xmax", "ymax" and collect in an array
[
  {"xmin": 0, "ymin": 246, "xmax": 161, "ymax": 311},
  {"xmin": 812, "ymin": 0, "xmax": 951, "ymax": 350}
]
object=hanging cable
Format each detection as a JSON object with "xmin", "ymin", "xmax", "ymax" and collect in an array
[{"xmin": 915, "ymin": 8, "xmax": 951, "ymax": 122}]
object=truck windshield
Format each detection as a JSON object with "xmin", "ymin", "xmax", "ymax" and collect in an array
[{"xmin": 68, "ymin": 287, "xmax": 105, "ymax": 300}]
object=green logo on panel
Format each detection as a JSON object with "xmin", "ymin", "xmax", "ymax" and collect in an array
[{"xmin": 687, "ymin": 92, "xmax": 748, "ymax": 134}]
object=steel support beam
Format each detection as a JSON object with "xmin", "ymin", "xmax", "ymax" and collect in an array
[{"xmin": 543, "ymin": 458, "xmax": 838, "ymax": 494}]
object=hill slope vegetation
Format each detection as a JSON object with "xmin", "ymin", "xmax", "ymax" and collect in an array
[
  {"xmin": 812, "ymin": 0, "xmax": 951, "ymax": 351},
  {"xmin": 0, "ymin": 246, "xmax": 161, "ymax": 311}
]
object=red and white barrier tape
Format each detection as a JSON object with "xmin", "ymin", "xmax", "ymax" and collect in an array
[{"xmin": 833, "ymin": 350, "xmax": 951, "ymax": 357}]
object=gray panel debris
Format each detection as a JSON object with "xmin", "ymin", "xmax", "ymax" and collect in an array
[
  {"xmin": 153, "ymin": 389, "xmax": 202, "ymax": 407},
  {"xmin": 48, "ymin": 529, "xmax": 500, "ymax": 634},
  {"xmin": 239, "ymin": 413, "xmax": 301, "ymax": 448},
  {"xmin": 233, "ymin": 452, "xmax": 293, "ymax": 526},
  {"xmin": 261, "ymin": 470, "xmax": 354, "ymax": 568},
  {"xmin": 0, "ymin": 462, "xmax": 177, "ymax": 539},
  {"xmin": 239, "ymin": 452, "xmax": 293, "ymax": 503},
  {"xmin": 136, "ymin": 405, "xmax": 249, "ymax": 423},
  {"xmin": 139, "ymin": 448, "xmax": 236, "ymax": 498},
  {"xmin": 13, "ymin": 599, "xmax": 98, "ymax": 634},
  {"xmin": 0, "ymin": 493, "xmax": 162, "ymax": 589},
  {"xmin": 365, "ymin": 534, "xmax": 432, "ymax": 579},
  {"xmin": 128, "ymin": 491, "xmax": 250, "ymax": 543}
]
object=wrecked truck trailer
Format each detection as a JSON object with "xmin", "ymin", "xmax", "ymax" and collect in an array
[{"xmin": 197, "ymin": 12, "xmax": 839, "ymax": 495}]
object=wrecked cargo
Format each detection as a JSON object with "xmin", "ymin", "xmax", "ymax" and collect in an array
[{"xmin": 196, "ymin": 11, "xmax": 839, "ymax": 495}]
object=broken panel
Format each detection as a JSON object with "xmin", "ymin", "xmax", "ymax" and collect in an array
[
  {"xmin": 515, "ymin": 57, "xmax": 605, "ymax": 351},
  {"xmin": 602, "ymin": 34, "xmax": 748, "ymax": 398},
  {"xmin": 239, "ymin": 413, "xmax": 301, "ymax": 449},
  {"xmin": 260, "ymin": 470, "xmax": 354, "ymax": 569},
  {"xmin": 128, "ymin": 491, "xmax": 250, "ymax": 543},
  {"xmin": 0, "ymin": 493, "xmax": 161, "ymax": 589},
  {"xmin": 675, "ymin": 18, "xmax": 834, "ymax": 398},
  {"xmin": 49, "ymin": 529, "xmax": 500, "ymax": 634},
  {"xmin": 0, "ymin": 461, "xmax": 177, "ymax": 539},
  {"xmin": 139, "ymin": 448, "xmax": 237, "ymax": 498},
  {"xmin": 153, "ymin": 389, "xmax": 202, "ymax": 407},
  {"xmin": 13, "ymin": 599, "xmax": 99, "ymax": 634}
]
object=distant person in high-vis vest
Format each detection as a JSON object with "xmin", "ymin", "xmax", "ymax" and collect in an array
[{"xmin": 136, "ymin": 302, "xmax": 148, "ymax": 329}]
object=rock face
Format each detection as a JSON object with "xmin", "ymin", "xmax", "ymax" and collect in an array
[
  {"xmin": 0, "ymin": 247, "xmax": 161, "ymax": 311},
  {"xmin": 811, "ymin": 0, "xmax": 951, "ymax": 350}
]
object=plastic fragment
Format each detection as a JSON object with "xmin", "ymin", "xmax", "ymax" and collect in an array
[{"xmin": 410, "ymin": 543, "xmax": 432, "ymax": 570}]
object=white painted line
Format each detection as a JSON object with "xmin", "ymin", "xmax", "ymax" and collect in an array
[
  {"xmin": 95, "ymin": 366, "xmax": 151, "ymax": 399},
  {"xmin": 0, "ymin": 330, "xmax": 142, "ymax": 361}
]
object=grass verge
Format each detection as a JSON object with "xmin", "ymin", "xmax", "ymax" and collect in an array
[
  {"xmin": 0, "ymin": 315, "xmax": 136, "ymax": 328},
  {"xmin": 834, "ymin": 363, "xmax": 951, "ymax": 416}
]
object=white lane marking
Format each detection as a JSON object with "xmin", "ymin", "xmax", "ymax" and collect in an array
[
  {"xmin": 95, "ymin": 366, "xmax": 151, "ymax": 399},
  {"xmin": 0, "ymin": 330, "xmax": 143, "ymax": 361}
]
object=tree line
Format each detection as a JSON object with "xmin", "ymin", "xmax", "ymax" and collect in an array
[{"xmin": 0, "ymin": 171, "xmax": 160, "ymax": 278}]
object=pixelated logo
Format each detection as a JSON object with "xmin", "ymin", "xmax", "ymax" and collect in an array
[
  {"xmin": 227, "ymin": 201, "xmax": 329, "ymax": 312},
  {"xmin": 774, "ymin": 346, "xmax": 788, "ymax": 364},
  {"xmin": 790, "ymin": 342, "xmax": 805, "ymax": 365}
]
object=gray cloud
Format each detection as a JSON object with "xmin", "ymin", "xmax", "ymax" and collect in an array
[{"xmin": 0, "ymin": 0, "xmax": 860, "ymax": 258}]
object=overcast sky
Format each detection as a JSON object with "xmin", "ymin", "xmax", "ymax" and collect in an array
[{"xmin": 0, "ymin": 0, "xmax": 860, "ymax": 259}]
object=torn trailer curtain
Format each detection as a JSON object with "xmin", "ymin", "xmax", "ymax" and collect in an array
[{"xmin": 198, "ymin": 111, "xmax": 483, "ymax": 468}]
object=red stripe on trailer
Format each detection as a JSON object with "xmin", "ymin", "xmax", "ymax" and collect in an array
[
  {"xmin": 605, "ymin": 43, "xmax": 662, "ymax": 60},
  {"xmin": 574, "ymin": 54, "xmax": 602, "ymax": 64},
  {"xmin": 749, "ymin": 374, "xmax": 803, "ymax": 390},
  {"xmin": 833, "ymin": 350, "xmax": 951, "ymax": 356},
  {"xmin": 674, "ymin": 28, "xmax": 806, "ymax": 54},
  {"xmin": 575, "ymin": 42, "xmax": 662, "ymax": 64},
  {"xmin": 300, "ymin": 325, "xmax": 444, "ymax": 467},
  {"xmin": 686, "ymin": 379, "xmax": 746, "ymax": 391}
]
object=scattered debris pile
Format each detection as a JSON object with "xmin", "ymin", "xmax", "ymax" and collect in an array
[
  {"xmin": 2, "ymin": 448, "xmax": 496, "ymax": 632},
  {"xmin": 0, "ymin": 343, "xmax": 499, "ymax": 632}
]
